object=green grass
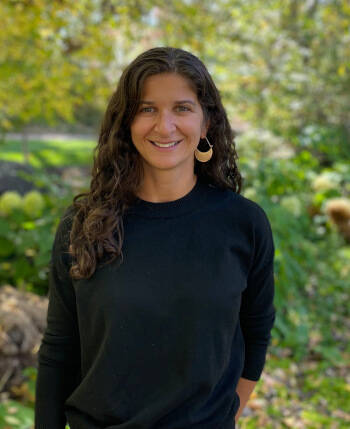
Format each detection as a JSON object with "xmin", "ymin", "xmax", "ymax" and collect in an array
[{"xmin": 0, "ymin": 138, "xmax": 95, "ymax": 168}]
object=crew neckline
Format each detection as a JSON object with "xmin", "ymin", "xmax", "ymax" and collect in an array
[{"xmin": 127, "ymin": 178, "xmax": 209, "ymax": 218}]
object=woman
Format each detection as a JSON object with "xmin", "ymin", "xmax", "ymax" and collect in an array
[{"xmin": 35, "ymin": 47, "xmax": 275, "ymax": 429}]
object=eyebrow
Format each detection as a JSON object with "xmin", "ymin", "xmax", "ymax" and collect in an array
[{"xmin": 139, "ymin": 100, "xmax": 196, "ymax": 106}]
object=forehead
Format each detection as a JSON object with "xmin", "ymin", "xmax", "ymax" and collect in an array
[{"xmin": 141, "ymin": 73, "xmax": 197, "ymax": 99}]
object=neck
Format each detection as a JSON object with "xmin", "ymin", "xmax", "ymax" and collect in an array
[{"xmin": 136, "ymin": 173, "xmax": 198, "ymax": 203}]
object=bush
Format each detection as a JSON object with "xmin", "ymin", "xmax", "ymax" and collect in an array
[{"xmin": 0, "ymin": 169, "xmax": 76, "ymax": 296}]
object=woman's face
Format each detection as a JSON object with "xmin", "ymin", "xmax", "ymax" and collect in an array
[{"xmin": 130, "ymin": 72, "xmax": 209, "ymax": 175}]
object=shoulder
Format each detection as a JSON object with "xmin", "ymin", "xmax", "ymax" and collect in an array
[
  {"xmin": 213, "ymin": 186, "xmax": 272, "ymax": 227},
  {"xmin": 60, "ymin": 203, "xmax": 77, "ymax": 226},
  {"xmin": 215, "ymin": 187, "xmax": 274, "ymax": 252},
  {"xmin": 52, "ymin": 204, "xmax": 77, "ymax": 254},
  {"xmin": 234, "ymin": 192, "xmax": 272, "ymax": 230},
  {"xmin": 233, "ymin": 194, "xmax": 275, "ymax": 264}
]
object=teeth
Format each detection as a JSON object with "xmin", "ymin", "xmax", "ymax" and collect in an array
[{"xmin": 152, "ymin": 140, "xmax": 180, "ymax": 147}]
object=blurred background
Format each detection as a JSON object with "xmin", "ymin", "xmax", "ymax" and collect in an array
[{"xmin": 0, "ymin": 0, "xmax": 349, "ymax": 428}]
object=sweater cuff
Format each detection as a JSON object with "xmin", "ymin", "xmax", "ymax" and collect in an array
[
  {"xmin": 240, "ymin": 312, "xmax": 275, "ymax": 381},
  {"xmin": 240, "ymin": 342, "xmax": 269, "ymax": 381}
]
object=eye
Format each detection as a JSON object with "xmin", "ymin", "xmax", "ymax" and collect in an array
[
  {"xmin": 139, "ymin": 107, "xmax": 154, "ymax": 113},
  {"xmin": 176, "ymin": 105, "xmax": 190, "ymax": 111}
]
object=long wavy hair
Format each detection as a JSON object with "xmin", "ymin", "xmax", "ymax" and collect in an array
[{"xmin": 67, "ymin": 46, "xmax": 242, "ymax": 280}]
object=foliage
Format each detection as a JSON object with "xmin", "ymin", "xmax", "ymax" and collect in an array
[
  {"xmin": 0, "ymin": 0, "xmax": 135, "ymax": 132},
  {"xmin": 0, "ymin": 192, "xmax": 22, "ymax": 216},
  {"xmin": 2, "ymin": 1, "xmax": 350, "ymax": 150},
  {"xmin": 0, "ymin": 400, "xmax": 34, "ymax": 429},
  {"xmin": 239, "ymin": 144, "xmax": 349, "ymax": 364},
  {"xmin": 0, "ymin": 167, "xmax": 78, "ymax": 295},
  {"xmin": 210, "ymin": 0, "xmax": 350, "ymax": 141}
]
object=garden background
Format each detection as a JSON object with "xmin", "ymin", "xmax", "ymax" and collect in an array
[{"xmin": 0, "ymin": 0, "xmax": 349, "ymax": 428}]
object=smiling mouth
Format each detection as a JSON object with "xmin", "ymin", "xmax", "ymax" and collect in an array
[{"xmin": 149, "ymin": 140, "xmax": 182, "ymax": 148}]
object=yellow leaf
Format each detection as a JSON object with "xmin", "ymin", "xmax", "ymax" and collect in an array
[{"xmin": 338, "ymin": 65, "xmax": 346, "ymax": 76}]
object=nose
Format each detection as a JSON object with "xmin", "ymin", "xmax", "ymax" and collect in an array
[{"xmin": 154, "ymin": 110, "xmax": 176, "ymax": 135}]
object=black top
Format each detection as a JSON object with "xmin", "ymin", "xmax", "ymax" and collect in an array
[{"xmin": 35, "ymin": 177, "xmax": 276, "ymax": 429}]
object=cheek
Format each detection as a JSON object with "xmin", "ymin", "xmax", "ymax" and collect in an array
[
  {"xmin": 130, "ymin": 118, "xmax": 153, "ymax": 137},
  {"xmin": 130, "ymin": 120, "xmax": 147, "ymax": 140},
  {"xmin": 182, "ymin": 118, "xmax": 202, "ymax": 137}
]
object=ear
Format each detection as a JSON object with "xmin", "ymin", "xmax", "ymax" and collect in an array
[{"xmin": 201, "ymin": 118, "xmax": 210, "ymax": 139}]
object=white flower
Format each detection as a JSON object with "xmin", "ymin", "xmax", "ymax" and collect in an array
[
  {"xmin": 280, "ymin": 195, "xmax": 302, "ymax": 217},
  {"xmin": 311, "ymin": 172, "xmax": 340, "ymax": 192}
]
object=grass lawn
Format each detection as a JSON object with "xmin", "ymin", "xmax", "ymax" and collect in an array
[{"xmin": 0, "ymin": 138, "xmax": 96, "ymax": 168}]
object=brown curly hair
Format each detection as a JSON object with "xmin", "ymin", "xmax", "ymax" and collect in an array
[{"xmin": 67, "ymin": 46, "xmax": 242, "ymax": 280}]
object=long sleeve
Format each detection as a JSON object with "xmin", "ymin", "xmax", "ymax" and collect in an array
[
  {"xmin": 35, "ymin": 207, "xmax": 81, "ymax": 429},
  {"xmin": 239, "ymin": 204, "xmax": 276, "ymax": 381}
]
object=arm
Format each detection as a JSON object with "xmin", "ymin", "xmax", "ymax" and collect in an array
[
  {"xmin": 35, "ymin": 208, "xmax": 81, "ymax": 429},
  {"xmin": 235, "ymin": 204, "xmax": 276, "ymax": 422},
  {"xmin": 234, "ymin": 377, "xmax": 257, "ymax": 422}
]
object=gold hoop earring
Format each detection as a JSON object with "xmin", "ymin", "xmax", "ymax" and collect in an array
[{"xmin": 194, "ymin": 137, "xmax": 213, "ymax": 162}]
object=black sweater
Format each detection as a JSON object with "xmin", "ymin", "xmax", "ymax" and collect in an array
[{"xmin": 35, "ymin": 178, "xmax": 276, "ymax": 429}]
